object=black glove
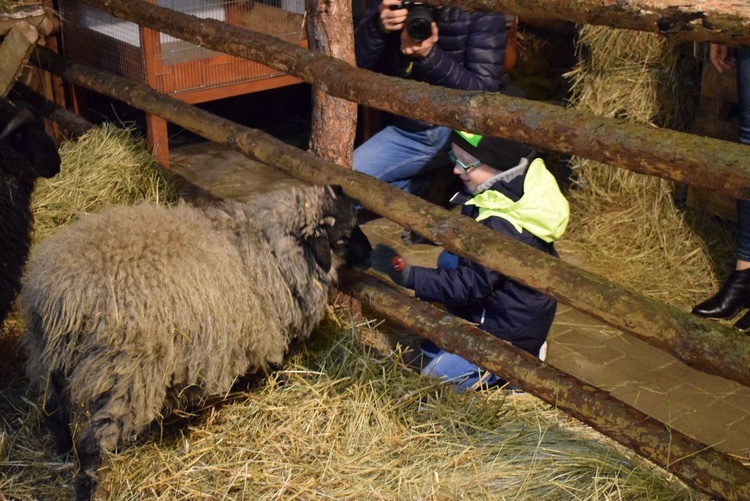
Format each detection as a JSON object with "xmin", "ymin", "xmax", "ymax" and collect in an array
[{"xmin": 371, "ymin": 244, "xmax": 411, "ymax": 287}]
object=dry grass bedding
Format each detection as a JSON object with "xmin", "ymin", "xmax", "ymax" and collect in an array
[
  {"xmin": 0, "ymin": 309, "xmax": 704, "ymax": 500},
  {"xmin": 0, "ymin": 123, "xmax": 707, "ymax": 499},
  {"xmin": 30, "ymin": 123, "xmax": 177, "ymax": 242}
]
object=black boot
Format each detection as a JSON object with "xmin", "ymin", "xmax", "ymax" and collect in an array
[
  {"xmin": 734, "ymin": 310, "xmax": 750, "ymax": 332},
  {"xmin": 692, "ymin": 269, "xmax": 750, "ymax": 319}
]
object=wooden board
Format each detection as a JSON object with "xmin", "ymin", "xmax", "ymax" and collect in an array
[
  {"xmin": 0, "ymin": 5, "xmax": 53, "ymax": 36},
  {"xmin": 0, "ymin": 20, "xmax": 38, "ymax": 97}
]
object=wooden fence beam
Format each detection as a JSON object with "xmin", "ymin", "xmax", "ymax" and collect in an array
[
  {"xmin": 15, "ymin": 82, "xmax": 96, "ymax": 137},
  {"xmin": 432, "ymin": 0, "xmax": 750, "ymax": 45},
  {"xmin": 82, "ymin": 0, "xmax": 750, "ymax": 200},
  {"xmin": 32, "ymin": 46, "xmax": 750, "ymax": 389},
  {"xmin": 339, "ymin": 271, "xmax": 750, "ymax": 501}
]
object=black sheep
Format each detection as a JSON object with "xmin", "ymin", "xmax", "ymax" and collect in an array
[{"xmin": 0, "ymin": 97, "xmax": 61, "ymax": 328}]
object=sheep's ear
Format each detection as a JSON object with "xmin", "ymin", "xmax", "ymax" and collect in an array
[{"xmin": 307, "ymin": 235, "xmax": 332, "ymax": 272}]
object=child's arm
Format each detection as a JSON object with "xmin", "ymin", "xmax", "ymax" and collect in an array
[
  {"xmin": 371, "ymin": 244, "xmax": 503, "ymax": 307},
  {"xmin": 410, "ymin": 261, "xmax": 503, "ymax": 308}
]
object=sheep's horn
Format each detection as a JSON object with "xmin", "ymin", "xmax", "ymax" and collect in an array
[
  {"xmin": 326, "ymin": 184, "xmax": 344, "ymax": 199},
  {"xmin": 0, "ymin": 107, "xmax": 35, "ymax": 142}
]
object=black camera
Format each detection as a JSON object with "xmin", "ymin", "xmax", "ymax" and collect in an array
[{"xmin": 394, "ymin": 1, "xmax": 434, "ymax": 43}]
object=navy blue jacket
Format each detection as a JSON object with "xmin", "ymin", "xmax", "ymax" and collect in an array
[
  {"xmin": 355, "ymin": 3, "xmax": 506, "ymax": 131},
  {"xmin": 404, "ymin": 175, "xmax": 558, "ymax": 355}
]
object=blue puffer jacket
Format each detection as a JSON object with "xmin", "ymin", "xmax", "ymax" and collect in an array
[
  {"xmin": 355, "ymin": 2, "xmax": 506, "ymax": 130},
  {"xmin": 404, "ymin": 172, "xmax": 560, "ymax": 356}
]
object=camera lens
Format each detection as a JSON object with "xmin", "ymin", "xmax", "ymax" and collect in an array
[{"xmin": 405, "ymin": 5, "xmax": 433, "ymax": 42}]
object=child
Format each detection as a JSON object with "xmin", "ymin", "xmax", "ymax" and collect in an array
[{"xmin": 371, "ymin": 130, "xmax": 569, "ymax": 390}]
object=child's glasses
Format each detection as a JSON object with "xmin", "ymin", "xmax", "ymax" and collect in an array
[{"xmin": 448, "ymin": 150, "xmax": 482, "ymax": 174}]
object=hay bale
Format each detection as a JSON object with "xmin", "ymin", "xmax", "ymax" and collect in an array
[
  {"xmin": 31, "ymin": 123, "xmax": 177, "ymax": 241},
  {"xmin": 0, "ymin": 1, "xmax": 29, "ymax": 13},
  {"xmin": 561, "ymin": 26, "xmax": 727, "ymax": 310}
]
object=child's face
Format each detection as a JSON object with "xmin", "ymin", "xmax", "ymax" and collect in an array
[{"xmin": 450, "ymin": 144, "xmax": 499, "ymax": 193}]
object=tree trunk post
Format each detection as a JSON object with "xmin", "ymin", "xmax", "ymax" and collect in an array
[{"xmin": 305, "ymin": 0, "xmax": 357, "ymax": 168}]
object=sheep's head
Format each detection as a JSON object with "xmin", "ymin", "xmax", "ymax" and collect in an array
[
  {"xmin": 307, "ymin": 185, "xmax": 372, "ymax": 273},
  {"xmin": 0, "ymin": 98, "xmax": 61, "ymax": 181}
]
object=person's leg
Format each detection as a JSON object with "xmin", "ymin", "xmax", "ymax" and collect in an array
[
  {"xmin": 735, "ymin": 46, "xmax": 750, "ymax": 267},
  {"xmin": 728, "ymin": 47, "xmax": 750, "ymax": 330},
  {"xmin": 421, "ymin": 350, "xmax": 500, "ymax": 391},
  {"xmin": 694, "ymin": 46, "xmax": 750, "ymax": 322},
  {"xmin": 353, "ymin": 125, "xmax": 452, "ymax": 196},
  {"xmin": 737, "ymin": 47, "xmax": 750, "ymax": 147}
]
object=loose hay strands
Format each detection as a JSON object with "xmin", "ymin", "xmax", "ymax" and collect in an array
[
  {"xmin": 561, "ymin": 25, "xmax": 727, "ymax": 310},
  {"xmin": 0, "ymin": 1, "xmax": 29, "ymax": 13},
  {"xmin": 0, "ymin": 113, "xmax": 706, "ymax": 499},
  {"xmin": 0, "ymin": 310, "xmax": 704, "ymax": 500},
  {"xmin": 31, "ymin": 123, "xmax": 177, "ymax": 241}
]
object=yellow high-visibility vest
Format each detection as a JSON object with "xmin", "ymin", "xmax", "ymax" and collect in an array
[{"xmin": 467, "ymin": 158, "xmax": 569, "ymax": 243}]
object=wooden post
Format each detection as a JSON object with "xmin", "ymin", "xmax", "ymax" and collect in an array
[
  {"xmin": 0, "ymin": 21, "xmax": 38, "ymax": 97},
  {"xmin": 305, "ymin": 0, "xmax": 357, "ymax": 168},
  {"xmin": 140, "ymin": 11, "xmax": 171, "ymax": 168},
  {"xmin": 305, "ymin": 0, "xmax": 360, "ymax": 314}
]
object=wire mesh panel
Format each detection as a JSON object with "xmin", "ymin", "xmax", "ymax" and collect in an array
[{"xmin": 59, "ymin": 0, "xmax": 307, "ymax": 95}]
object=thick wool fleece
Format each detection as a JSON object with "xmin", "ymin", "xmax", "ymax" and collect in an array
[{"xmin": 20, "ymin": 186, "xmax": 353, "ymax": 455}]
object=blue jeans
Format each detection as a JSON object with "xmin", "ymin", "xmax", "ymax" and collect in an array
[
  {"xmin": 353, "ymin": 125, "xmax": 453, "ymax": 196},
  {"xmin": 421, "ymin": 248, "xmax": 501, "ymax": 391},
  {"xmin": 421, "ymin": 350, "xmax": 501, "ymax": 391},
  {"xmin": 735, "ymin": 47, "xmax": 750, "ymax": 261}
]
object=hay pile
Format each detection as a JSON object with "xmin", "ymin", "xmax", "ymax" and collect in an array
[
  {"xmin": 1, "ymin": 306, "xmax": 703, "ymax": 499},
  {"xmin": 0, "ymin": 1, "xmax": 27, "ymax": 12},
  {"xmin": 0, "ymin": 124, "xmax": 705, "ymax": 499},
  {"xmin": 562, "ymin": 26, "xmax": 731, "ymax": 309},
  {"xmin": 31, "ymin": 123, "xmax": 177, "ymax": 241}
]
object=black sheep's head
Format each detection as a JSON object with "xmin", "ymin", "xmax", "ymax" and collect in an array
[
  {"xmin": 307, "ymin": 185, "xmax": 373, "ymax": 273},
  {"xmin": 0, "ymin": 98, "xmax": 61, "ymax": 181}
]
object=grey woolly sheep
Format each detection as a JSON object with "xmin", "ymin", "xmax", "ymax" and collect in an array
[
  {"xmin": 20, "ymin": 184, "xmax": 371, "ymax": 500},
  {"xmin": 0, "ymin": 97, "xmax": 61, "ymax": 328}
]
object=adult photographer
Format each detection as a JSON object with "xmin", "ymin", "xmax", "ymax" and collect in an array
[{"xmin": 353, "ymin": 0, "xmax": 507, "ymax": 229}]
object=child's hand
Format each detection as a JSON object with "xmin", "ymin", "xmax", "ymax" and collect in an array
[{"xmin": 371, "ymin": 244, "xmax": 411, "ymax": 286}]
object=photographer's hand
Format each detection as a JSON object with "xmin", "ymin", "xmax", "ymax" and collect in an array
[
  {"xmin": 379, "ymin": 0, "xmax": 407, "ymax": 32},
  {"xmin": 709, "ymin": 43, "xmax": 735, "ymax": 74},
  {"xmin": 401, "ymin": 22, "xmax": 438, "ymax": 58}
]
